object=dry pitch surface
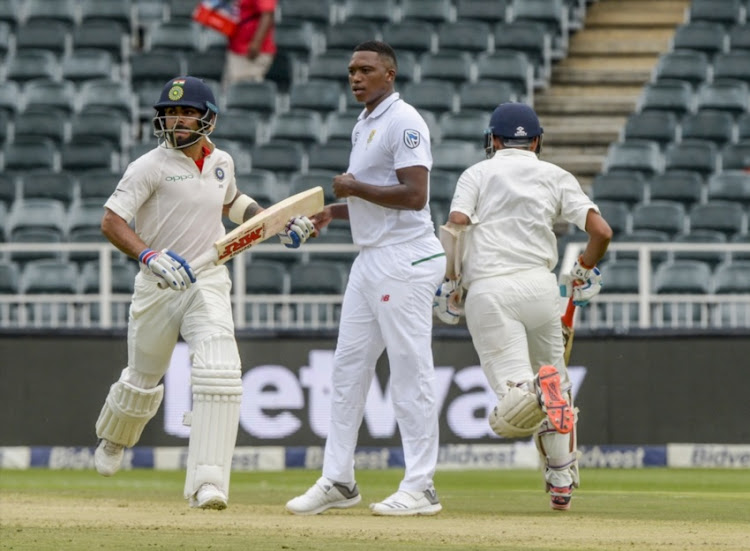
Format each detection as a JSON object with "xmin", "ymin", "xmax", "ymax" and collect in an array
[{"xmin": 1, "ymin": 469, "xmax": 749, "ymax": 551}]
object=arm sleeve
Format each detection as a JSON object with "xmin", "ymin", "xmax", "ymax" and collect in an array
[
  {"xmin": 449, "ymin": 166, "xmax": 481, "ymax": 225},
  {"xmin": 103, "ymin": 159, "xmax": 156, "ymax": 224},
  {"xmin": 558, "ymin": 172, "xmax": 599, "ymax": 232}
]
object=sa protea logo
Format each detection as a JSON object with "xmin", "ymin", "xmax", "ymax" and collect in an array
[{"xmin": 219, "ymin": 225, "xmax": 264, "ymax": 260}]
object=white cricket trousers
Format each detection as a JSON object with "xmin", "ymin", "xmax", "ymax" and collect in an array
[
  {"xmin": 119, "ymin": 265, "xmax": 236, "ymax": 389},
  {"xmin": 322, "ymin": 235, "xmax": 446, "ymax": 492},
  {"xmin": 464, "ymin": 267, "xmax": 569, "ymax": 400}
]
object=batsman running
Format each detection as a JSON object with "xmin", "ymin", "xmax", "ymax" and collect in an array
[
  {"xmin": 434, "ymin": 103, "xmax": 611, "ymax": 510},
  {"xmin": 92, "ymin": 76, "xmax": 314, "ymax": 509}
]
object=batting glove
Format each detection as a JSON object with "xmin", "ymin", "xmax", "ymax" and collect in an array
[
  {"xmin": 278, "ymin": 215, "xmax": 315, "ymax": 249},
  {"xmin": 140, "ymin": 248, "xmax": 196, "ymax": 291},
  {"xmin": 433, "ymin": 279, "xmax": 464, "ymax": 325},
  {"xmin": 562, "ymin": 256, "xmax": 602, "ymax": 306}
]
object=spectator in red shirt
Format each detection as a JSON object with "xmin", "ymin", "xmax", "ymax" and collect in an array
[{"xmin": 223, "ymin": 0, "xmax": 276, "ymax": 88}]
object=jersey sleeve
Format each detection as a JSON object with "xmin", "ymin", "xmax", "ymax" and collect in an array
[
  {"xmin": 103, "ymin": 158, "xmax": 157, "ymax": 223},
  {"xmin": 558, "ymin": 171, "xmax": 599, "ymax": 232},
  {"xmin": 389, "ymin": 108, "xmax": 432, "ymax": 171},
  {"xmin": 449, "ymin": 166, "xmax": 481, "ymax": 224},
  {"xmin": 223, "ymin": 154, "xmax": 238, "ymax": 205}
]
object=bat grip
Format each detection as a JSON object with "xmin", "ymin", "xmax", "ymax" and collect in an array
[
  {"xmin": 561, "ymin": 296, "xmax": 576, "ymax": 327},
  {"xmin": 156, "ymin": 248, "xmax": 219, "ymax": 289}
]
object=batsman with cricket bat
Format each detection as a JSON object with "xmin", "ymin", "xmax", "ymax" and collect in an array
[
  {"xmin": 435, "ymin": 103, "xmax": 612, "ymax": 511},
  {"xmin": 92, "ymin": 76, "xmax": 319, "ymax": 510}
]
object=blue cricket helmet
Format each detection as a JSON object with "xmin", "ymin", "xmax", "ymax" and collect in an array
[
  {"xmin": 488, "ymin": 102, "xmax": 543, "ymax": 140},
  {"xmin": 153, "ymin": 76, "xmax": 219, "ymax": 115}
]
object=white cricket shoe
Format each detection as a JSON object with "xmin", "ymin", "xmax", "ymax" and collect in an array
[
  {"xmin": 370, "ymin": 488, "xmax": 442, "ymax": 516},
  {"xmin": 94, "ymin": 439, "xmax": 124, "ymax": 477},
  {"xmin": 190, "ymin": 483, "xmax": 228, "ymax": 510},
  {"xmin": 285, "ymin": 477, "xmax": 361, "ymax": 515}
]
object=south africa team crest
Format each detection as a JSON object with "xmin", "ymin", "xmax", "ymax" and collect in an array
[{"xmin": 404, "ymin": 129, "xmax": 421, "ymax": 149}]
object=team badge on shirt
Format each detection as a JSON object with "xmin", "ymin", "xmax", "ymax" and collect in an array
[
  {"xmin": 404, "ymin": 129, "xmax": 421, "ymax": 149},
  {"xmin": 215, "ymin": 167, "xmax": 225, "ymax": 181}
]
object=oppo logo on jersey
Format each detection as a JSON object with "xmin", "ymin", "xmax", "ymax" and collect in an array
[
  {"xmin": 165, "ymin": 174, "xmax": 195, "ymax": 181},
  {"xmin": 218, "ymin": 225, "xmax": 264, "ymax": 260}
]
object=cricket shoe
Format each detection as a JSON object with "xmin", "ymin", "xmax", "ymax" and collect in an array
[
  {"xmin": 190, "ymin": 483, "xmax": 228, "ymax": 510},
  {"xmin": 549, "ymin": 485, "xmax": 573, "ymax": 511},
  {"xmin": 285, "ymin": 477, "xmax": 361, "ymax": 515},
  {"xmin": 94, "ymin": 439, "xmax": 124, "ymax": 477},
  {"xmin": 370, "ymin": 488, "xmax": 442, "ymax": 516},
  {"xmin": 535, "ymin": 365, "xmax": 574, "ymax": 434}
]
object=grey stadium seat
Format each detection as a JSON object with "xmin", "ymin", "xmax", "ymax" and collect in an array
[
  {"xmin": 244, "ymin": 260, "xmax": 288, "ymax": 294},
  {"xmin": 671, "ymin": 21, "xmax": 727, "ymax": 59},
  {"xmin": 419, "ymin": 51, "xmax": 473, "ymax": 84},
  {"xmin": 21, "ymin": 260, "xmax": 79, "ymax": 294},
  {"xmin": 721, "ymin": 141, "xmax": 750, "ymax": 171},
  {"xmin": 713, "ymin": 261, "xmax": 750, "ymax": 293},
  {"xmin": 622, "ymin": 111, "xmax": 678, "ymax": 146},
  {"xmin": 712, "ymin": 51, "xmax": 750, "ymax": 84},
  {"xmin": 695, "ymin": 80, "xmax": 749, "ymax": 115},
  {"xmin": 648, "ymin": 171, "xmax": 704, "ymax": 207},
  {"xmin": 688, "ymin": 0, "xmax": 743, "ymax": 26},
  {"xmin": 19, "ymin": 171, "xmax": 77, "ymax": 206},
  {"xmin": 631, "ymin": 201, "xmax": 686, "ymax": 236},
  {"xmin": 5, "ymin": 49, "xmax": 59, "ymax": 82},
  {"xmin": 595, "ymin": 200, "xmax": 630, "ymax": 236},
  {"xmin": 653, "ymin": 50, "xmax": 710, "ymax": 87},
  {"xmin": 689, "ymin": 201, "xmax": 745, "ymax": 236},
  {"xmin": 437, "ymin": 20, "xmax": 492, "ymax": 53},
  {"xmin": 638, "ymin": 80, "xmax": 694, "ymax": 116},
  {"xmin": 289, "ymin": 80, "xmax": 342, "ymax": 113},
  {"xmin": 680, "ymin": 110, "xmax": 735, "ymax": 146},
  {"xmin": 381, "ymin": 21, "xmax": 434, "ymax": 54},
  {"xmin": 591, "ymin": 172, "xmax": 646, "ymax": 206},
  {"xmin": 225, "ymin": 81, "xmax": 278, "ymax": 116},
  {"xmin": 456, "ymin": 0, "xmax": 509, "ymax": 24},
  {"xmin": 673, "ymin": 229, "xmax": 728, "ymax": 267},
  {"xmin": 603, "ymin": 140, "xmax": 663, "ymax": 176},
  {"xmin": 664, "ymin": 140, "xmax": 718, "ymax": 176},
  {"xmin": 289, "ymin": 261, "xmax": 347, "ymax": 294},
  {"xmin": 400, "ymin": 0, "xmax": 453, "ymax": 24},
  {"xmin": 707, "ymin": 171, "xmax": 750, "ymax": 205},
  {"xmin": 653, "ymin": 260, "xmax": 712, "ymax": 294}
]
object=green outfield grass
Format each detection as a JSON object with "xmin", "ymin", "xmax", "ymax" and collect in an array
[{"xmin": 1, "ymin": 468, "xmax": 749, "ymax": 550}]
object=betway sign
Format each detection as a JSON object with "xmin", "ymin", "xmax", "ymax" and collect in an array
[{"xmin": 164, "ymin": 343, "xmax": 586, "ymax": 445}]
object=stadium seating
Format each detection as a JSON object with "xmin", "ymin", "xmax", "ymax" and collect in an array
[
  {"xmin": 621, "ymin": 111, "xmax": 679, "ymax": 146},
  {"xmin": 437, "ymin": 20, "xmax": 492, "ymax": 54},
  {"xmin": 707, "ymin": 171, "xmax": 750, "ymax": 205},
  {"xmin": 5, "ymin": 49, "xmax": 59, "ymax": 82},
  {"xmin": 62, "ymin": 49, "xmax": 117, "ymax": 83},
  {"xmin": 16, "ymin": 20, "xmax": 70, "ymax": 56},
  {"xmin": 653, "ymin": 50, "xmax": 710, "ymax": 86},
  {"xmin": 3, "ymin": 137, "xmax": 58, "ymax": 171},
  {"xmin": 279, "ymin": 0, "xmax": 334, "ymax": 25},
  {"xmin": 290, "ymin": 170, "xmax": 337, "ymax": 202},
  {"xmin": 603, "ymin": 140, "xmax": 663, "ymax": 176},
  {"xmin": 288, "ymin": 80, "xmax": 342, "ymax": 113},
  {"xmin": 596, "ymin": 200, "xmax": 630, "ymax": 236},
  {"xmin": 80, "ymin": 0, "xmax": 133, "ymax": 27},
  {"xmin": 713, "ymin": 51, "xmax": 750, "ymax": 84},
  {"xmin": 459, "ymin": 80, "xmax": 518, "ymax": 111},
  {"xmin": 419, "ymin": 51, "xmax": 474, "ymax": 84},
  {"xmin": 401, "ymin": 81, "xmax": 456, "ymax": 115},
  {"xmin": 664, "ymin": 140, "xmax": 719, "ymax": 176},
  {"xmin": 614, "ymin": 229, "xmax": 671, "ymax": 262},
  {"xmin": 689, "ymin": 0, "xmax": 744, "ymax": 26},
  {"xmin": 289, "ymin": 261, "xmax": 347, "ymax": 294},
  {"xmin": 476, "ymin": 51, "xmax": 533, "ymax": 99},
  {"xmin": 689, "ymin": 201, "xmax": 745, "ymax": 235},
  {"xmin": 653, "ymin": 259, "xmax": 713, "ymax": 294},
  {"xmin": 19, "ymin": 171, "xmax": 76, "ymax": 206},
  {"xmin": 21, "ymin": 259, "xmax": 79, "ymax": 294},
  {"xmin": 79, "ymin": 260, "xmax": 137, "ymax": 294},
  {"xmin": 382, "ymin": 21, "xmax": 434, "ymax": 54},
  {"xmin": 308, "ymin": 142, "xmax": 351, "ymax": 172},
  {"xmin": 24, "ymin": 0, "xmax": 77, "ymax": 27},
  {"xmin": 13, "ymin": 108, "xmax": 68, "ymax": 145},
  {"xmin": 591, "ymin": 172, "xmax": 646, "ymax": 205},
  {"xmin": 632, "ymin": 201, "xmax": 686, "ymax": 236},
  {"xmin": 340, "ymin": 0, "xmax": 398, "ymax": 24},
  {"xmin": 456, "ymin": 0, "xmax": 508, "ymax": 24},
  {"xmin": 721, "ymin": 141, "xmax": 750, "ymax": 170},
  {"xmin": 599, "ymin": 259, "xmax": 639, "ymax": 293},
  {"xmin": 648, "ymin": 171, "xmax": 704, "ymax": 207},
  {"xmin": 713, "ymin": 261, "xmax": 750, "ymax": 293},
  {"xmin": 671, "ymin": 21, "xmax": 728, "ymax": 58},
  {"xmin": 225, "ymin": 81, "xmax": 278, "ymax": 116},
  {"xmin": 637, "ymin": 80, "xmax": 694, "ymax": 115},
  {"xmin": 324, "ymin": 21, "xmax": 380, "ymax": 51},
  {"xmin": 0, "ymin": 260, "xmax": 20, "ymax": 294},
  {"xmin": 209, "ymin": 109, "xmax": 262, "ymax": 145},
  {"xmin": 244, "ymin": 259, "xmax": 288, "ymax": 295},
  {"xmin": 680, "ymin": 110, "xmax": 735, "ymax": 145},
  {"xmin": 673, "ymin": 229, "xmax": 729, "ymax": 266},
  {"xmin": 695, "ymin": 80, "xmax": 749, "ymax": 115},
  {"xmin": 235, "ymin": 170, "xmax": 281, "ymax": 205},
  {"xmin": 401, "ymin": 0, "xmax": 453, "ymax": 24}
]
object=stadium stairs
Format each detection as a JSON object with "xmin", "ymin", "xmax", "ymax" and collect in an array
[{"xmin": 539, "ymin": 0, "xmax": 692, "ymax": 191}]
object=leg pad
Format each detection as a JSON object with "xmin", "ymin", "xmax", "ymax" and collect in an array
[{"xmin": 95, "ymin": 381, "xmax": 164, "ymax": 447}]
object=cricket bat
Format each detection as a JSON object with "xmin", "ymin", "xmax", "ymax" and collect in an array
[
  {"xmin": 561, "ymin": 296, "xmax": 576, "ymax": 366},
  {"xmin": 192, "ymin": 186, "xmax": 325, "ymax": 271}
]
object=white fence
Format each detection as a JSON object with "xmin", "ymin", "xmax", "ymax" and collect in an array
[{"xmin": 1, "ymin": 241, "xmax": 749, "ymax": 331}]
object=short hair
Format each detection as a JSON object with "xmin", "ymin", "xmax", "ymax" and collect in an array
[{"xmin": 353, "ymin": 40, "xmax": 398, "ymax": 70}]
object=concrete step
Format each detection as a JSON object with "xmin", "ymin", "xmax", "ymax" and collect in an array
[
  {"xmin": 568, "ymin": 29, "xmax": 676, "ymax": 56},
  {"xmin": 539, "ymin": 153, "xmax": 606, "ymax": 180},
  {"xmin": 542, "ymin": 124, "xmax": 622, "ymax": 146},
  {"xmin": 585, "ymin": 0, "xmax": 690, "ymax": 27},
  {"xmin": 535, "ymin": 95, "xmax": 639, "ymax": 115},
  {"xmin": 551, "ymin": 67, "xmax": 653, "ymax": 85}
]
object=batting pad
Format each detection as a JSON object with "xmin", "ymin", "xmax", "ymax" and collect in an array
[
  {"xmin": 95, "ymin": 381, "xmax": 164, "ymax": 448},
  {"xmin": 183, "ymin": 335, "xmax": 243, "ymax": 500},
  {"xmin": 489, "ymin": 385, "xmax": 546, "ymax": 438}
]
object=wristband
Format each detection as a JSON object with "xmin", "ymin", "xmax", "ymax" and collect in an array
[
  {"xmin": 139, "ymin": 249, "xmax": 158, "ymax": 265},
  {"xmin": 577, "ymin": 255, "xmax": 595, "ymax": 270}
]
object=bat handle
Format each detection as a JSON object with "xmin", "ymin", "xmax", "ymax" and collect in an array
[{"xmin": 156, "ymin": 248, "xmax": 219, "ymax": 289}]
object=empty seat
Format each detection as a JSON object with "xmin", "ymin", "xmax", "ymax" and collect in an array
[
  {"xmin": 653, "ymin": 260, "xmax": 712, "ymax": 294},
  {"xmin": 80, "ymin": 0, "xmax": 134, "ymax": 27},
  {"xmin": 638, "ymin": 80, "xmax": 694, "ymax": 115},
  {"xmin": 184, "ymin": 50, "xmax": 225, "ymax": 82},
  {"xmin": 77, "ymin": 169, "xmax": 121, "ymax": 201},
  {"xmin": 68, "ymin": 198, "xmax": 105, "ymax": 234},
  {"xmin": 653, "ymin": 50, "xmax": 710, "ymax": 86},
  {"xmin": 596, "ymin": 200, "xmax": 630, "ymax": 236},
  {"xmin": 622, "ymin": 111, "xmax": 678, "ymax": 146},
  {"xmin": 24, "ymin": 0, "xmax": 77, "ymax": 27},
  {"xmin": 275, "ymin": 21, "xmax": 317, "ymax": 57},
  {"xmin": 307, "ymin": 51, "xmax": 350, "ymax": 81},
  {"xmin": 738, "ymin": 112, "xmax": 750, "ymax": 140},
  {"xmin": 270, "ymin": 110, "xmax": 323, "ymax": 144},
  {"xmin": 307, "ymin": 142, "xmax": 351, "ymax": 171},
  {"xmin": 24, "ymin": 79, "xmax": 77, "ymax": 115},
  {"xmin": 13, "ymin": 108, "xmax": 68, "ymax": 145},
  {"xmin": 5, "ymin": 49, "xmax": 59, "ymax": 82},
  {"xmin": 225, "ymin": 81, "xmax": 278, "ymax": 116},
  {"xmin": 80, "ymin": 260, "xmax": 137, "ymax": 294},
  {"xmin": 61, "ymin": 138, "xmax": 118, "ymax": 171},
  {"xmin": 3, "ymin": 138, "xmax": 58, "ymax": 171},
  {"xmin": 0, "ymin": 174, "xmax": 16, "ymax": 207},
  {"xmin": 728, "ymin": 23, "xmax": 750, "ymax": 52},
  {"xmin": 690, "ymin": 201, "xmax": 745, "ymax": 235},
  {"xmin": 476, "ymin": 51, "xmax": 533, "ymax": 98},
  {"xmin": 632, "ymin": 201, "xmax": 686, "ymax": 235},
  {"xmin": 615, "ymin": 229, "xmax": 671, "ymax": 262},
  {"xmin": 130, "ymin": 51, "xmax": 184, "ymax": 87},
  {"xmin": 713, "ymin": 261, "xmax": 750, "ymax": 293},
  {"xmin": 265, "ymin": 51, "xmax": 301, "ymax": 92},
  {"xmin": 664, "ymin": 140, "xmax": 718, "ymax": 176},
  {"xmin": 290, "ymin": 170, "xmax": 337, "ymax": 202},
  {"xmin": 146, "ymin": 20, "xmax": 200, "ymax": 52},
  {"xmin": 437, "ymin": 20, "xmax": 491, "ymax": 53},
  {"xmin": 401, "ymin": 0, "xmax": 452, "ymax": 24},
  {"xmin": 324, "ymin": 21, "xmax": 379, "ymax": 51},
  {"xmin": 493, "ymin": 21, "xmax": 552, "ymax": 86},
  {"xmin": 648, "ymin": 170, "xmax": 704, "ymax": 207},
  {"xmin": 0, "ymin": 260, "xmax": 20, "ymax": 294},
  {"xmin": 289, "ymin": 80, "xmax": 342, "ymax": 113},
  {"xmin": 0, "ymin": 81, "xmax": 22, "ymax": 115},
  {"xmin": 326, "ymin": 111, "xmax": 357, "ymax": 143},
  {"xmin": 21, "ymin": 260, "xmax": 79, "ymax": 294},
  {"xmin": 382, "ymin": 21, "xmax": 434, "ymax": 54},
  {"xmin": 62, "ymin": 49, "xmax": 116, "ymax": 82},
  {"xmin": 459, "ymin": 80, "xmax": 518, "ymax": 111},
  {"xmin": 707, "ymin": 171, "xmax": 750, "ymax": 204},
  {"xmin": 432, "ymin": 140, "xmax": 484, "ymax": 173},
  {"xmin": 19, "ymin": 171, "xmax": 77, "ymax": 206},
  {"xmin": 674, "ymin": 229, "xmax": 728, "ymax": 266},
  {"xmin": 234, "ymin": 170, "xmax": 280, "ymax": 204},
  {"xmin": 340, "ymin": 0, "xmax": 398, "ymax": 24},
  {"xmin": 713, "ymin": 51, "xmax": 750, "ymax": 84},
  {"xmin": 250, "ymin": 140, "xmax": 305, "ymax": 175},
  {"xmin": 681, "ymin": 110, "xmax": 735, "ymax": 145},
  {"xmin": 419, "ymin": 51, "xmax": 473, "ymax": 83},
  {"xmin": 689, "ymin": 0, "xmax": 743, "ymax": 26},
  {"xmin": 79, "ymin": 79, "xmax": 136, "ymax": 120},
  {"xmin": 591, "ymin": 172, "xmax": 646, "ymax": 205},
  {"xmin": 429, "ymin": 169, "xmax": 457, "ymax": 206},
  {"xmin": 16, "ymin": 20, "xmax": 70, "ymax": 55},
  {"xmin": 289, "ymin": 261, "xmax": 347, "ymax": 294},
  {"xmin": 72, "ymin": 20, "xmax": 130, "ymax": 62},
  {"xmin": 439, "ymin": 111, "xmax": 488, "ymax": 142},
  {"xmin": 604, "ymin": 140, "xmax": 663, "ymax": 176},
  {"xmin": 456, "ymin": 0, "xmax": 508, "ymax": 24},
  {"xmin": 280, "ymin": 0, "xmax": 333, "ymax": 25},
  {"xmin": 0, "ymin": 0, "xmax": 21, "ymax": 30},
  {"xmin": 671, "ymin": 21, "xmax": 727, "ymax": 58},
  {"xmin": 401, "ymin": 80, "xmax": 456, "ymax": 115},
  {"xmin": 70, "ymin": 110, "xmax": 131, "ymax": 148},
  {"xmin": 599, "ymin": 259, "xmax": 639, "ymax": 293},
  {"xmin": 245, "ymin": 260, "xmax": 288, "ymax": 294},
  {"xmin": 209, "ymin": 110, "xmax": 261, "ymax": 145},
  {"xmin": 721, "ymin": 141, "xmax": 750, "ymax": 170},
  {"xmin": 695, "ymin": 80, "xmax": 749, "ymax": 115}
]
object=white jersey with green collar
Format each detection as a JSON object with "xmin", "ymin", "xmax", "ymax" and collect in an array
[
  {"xmin": 104, "ymin": 145, "xmax": 237, "ymax": 265},
  {"xmin": 347, "ymin": 92, "xmax": 434, "ymax": 247}
]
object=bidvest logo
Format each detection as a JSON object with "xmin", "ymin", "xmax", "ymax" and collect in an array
[
  {"xmin": 219, "ymin": 224, "xmax": 264, "ymax": 260},
  {"xmin": 164, "ymin": 344, "xmax": 587, "ymax": 442}
]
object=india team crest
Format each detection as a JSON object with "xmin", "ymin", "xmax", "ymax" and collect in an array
[
  {"xmin": 404, "ymin": 129, "xmax": 421, "ymax": 149},
  {"xmin": 168, "ymin": 85, "xmax": 184, "ymax": 101},
  {"xmin": 215, "ymin": 167, "xmax": 225, "ymax": 180}
]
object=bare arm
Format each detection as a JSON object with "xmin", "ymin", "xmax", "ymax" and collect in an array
[
  {"xmin": 448, "ymin": 211, "xmax": 471, "ymax": 227},
  {"xmin": 247, "ymin": 11, "xmax": 274, "ymax": 58},
  {"xmin": 332, "ymin": 165, "xmax": 429, "ymax": 210},
  {"xmin": 581, "ymin": 209, "xmax": 612, "ymax": 267},
  {"xmin": 101, "ymin": 208, "xmax": 148, "ymax": 260}
]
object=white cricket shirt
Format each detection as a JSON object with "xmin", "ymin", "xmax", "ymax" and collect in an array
[
  {"xmin": 450, "ymin": 148, "xmax": 598, "ymax": 286},
  {"xmin": 104, "ymin": 144, "xmax": 237, "ymax": 265},
  {"xmin": 347, "ymin": 92, "xmax": 434, "ymax": 247}
]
